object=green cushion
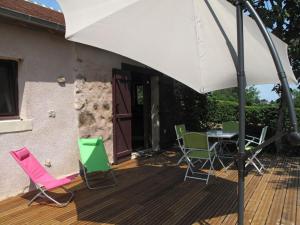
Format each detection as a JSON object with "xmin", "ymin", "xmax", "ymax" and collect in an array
[
  {"xmin": 78, "ymin": 138, "xmax": 111, "ymax": 173},
  {"xmin": 188, "ymin": 150, "xmax": 214, "ymax": 158},
  {"xmin": 183, "ymin": 132, "xmax": 208, "ymax": 149}
]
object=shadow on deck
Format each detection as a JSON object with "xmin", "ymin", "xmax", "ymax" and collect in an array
[{"xmin": 0, "ymin": 151, "xmax": 299, "ymax": 225}]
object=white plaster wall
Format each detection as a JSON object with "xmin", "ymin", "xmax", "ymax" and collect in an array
[{"xmin": 0, "ymin": 22, "xmax": 140, "ymax": 200}]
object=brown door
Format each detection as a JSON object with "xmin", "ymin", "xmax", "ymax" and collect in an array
[{"xmin": 112, "ymin": 69, "xmax": 132, "ymax": 162}]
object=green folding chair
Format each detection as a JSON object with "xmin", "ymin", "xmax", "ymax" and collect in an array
[
  {"xmin": 245, "ymin": 126, "xmax": 268, "ymax": 175},
  {"xmin": 174, "ymin": 124, "xmax": 192, "ymax": 165},
  {"xmin": 78, "ymin": 138, "xmax": 117, "ymax": 189},
  {"xmin": 182, "ymin": 132, "xmax": 223, "ymax": 184}
]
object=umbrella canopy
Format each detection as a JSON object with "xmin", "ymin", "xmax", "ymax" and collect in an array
[{"xmin": 57, "ymin": 0, "xmax": 296, "ymax": 93}]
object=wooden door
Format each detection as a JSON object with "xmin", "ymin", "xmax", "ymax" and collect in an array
[{"xmin": 112, "ymin": 69, "xmax": 132, "ymax": 162}]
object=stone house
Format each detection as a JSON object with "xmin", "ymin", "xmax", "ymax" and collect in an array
[{"xmin": 0, "ymin": 0, "xmax": 176, "ymax": 200}]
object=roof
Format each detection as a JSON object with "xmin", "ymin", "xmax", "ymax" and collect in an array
[{"xmin": 0, "ymin": 0, "xmax": 65, "ymax": 25}]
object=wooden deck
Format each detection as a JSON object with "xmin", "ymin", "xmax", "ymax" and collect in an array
[{"xmin": 0, "ymin": 152, "xmax": 299, "ymax": 225}]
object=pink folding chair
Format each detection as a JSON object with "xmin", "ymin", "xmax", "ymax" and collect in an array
[{"xmin": 10, "ymin": 147, "xmax": 75, "ymax": 207}]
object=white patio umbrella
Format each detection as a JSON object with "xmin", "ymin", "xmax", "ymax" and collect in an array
[
  {"xmin": 57, "ymin": 0, "xmax": 296, "ymax": 94},
  {"xmin": 57, "ymin": 0, "xmax": 300, "ymax": 224}
]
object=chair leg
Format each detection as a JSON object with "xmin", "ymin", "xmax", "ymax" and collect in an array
[
  {"xmin": 184, "ymin": 164, "xmax": 191, "ymax": 181},
  {"xmin": 39, "ymin": 187, "xmax": 74, "ymax": 207},
  {"xmin": 216, "ymin": 155, "xmax": 226, "ymax": 170},
  {"xmin": 200, "ymin": 159, "xmax": 209, "ymax": 169},
  {"xmin": 246, "ymin": 157, "xmax": 264, "ymax": 175},
  {"xmin": 252, "ymin": 161, "xmax": 263, "ymax": 175},
  {"xmin": 205, "ymin": 156, "xmax": 214, "ymax": 184},
  {"xmin": 177, "ymin": 155, "xmax": 185, "ymax": 165},
  {"xmin": 28, "ymin": 191, "xmax": 43, "ymax": 206},
  {"xmin": 28, "ymin": 186, "xmax": 73, "ymax": 207},
  {"xmin": 82, "ymin": 165, "xmax": 117, "ymax": 190},
  {"xmin": 177, "ymin": 152, "xmax": 195, "ymax": 167},
  {"xmin": 255, "ymin": 157, "xmax": 265, "ymax": 169}
]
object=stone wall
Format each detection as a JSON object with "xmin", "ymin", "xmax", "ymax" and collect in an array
[{"xmin": 74, "ymin": 77, "xmax": 113, "ymax": 161}]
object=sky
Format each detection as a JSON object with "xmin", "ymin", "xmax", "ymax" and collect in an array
[
  {"xmin": 34, "ymin": 0, "xmax": 297, "ymax": 101},
  {"xmin": 33, "ymin": 0, "xmax": 60, "ymax": 10}
]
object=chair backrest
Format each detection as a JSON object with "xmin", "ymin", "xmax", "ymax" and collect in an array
[
  {"xmin": 10, "ymin": 147, "xmax": 53, "ymax": 185},
  {"xmin": 174, "ymin": 124, "xmax": 186, "ymax": 140},
  {"xmin": 222, "ymin": 121, "xmax": 239, "ymax": 133},
  {"xmin": 182, "ymin": 132, "xmax": 209, "ymax": 150},
  {"xmin": 78, "ymin": 138, "xmax": 111, "ymax": 173},
  {"xmin": 259, "ymin": 126, "xmax": 268, "ymax": 144}
]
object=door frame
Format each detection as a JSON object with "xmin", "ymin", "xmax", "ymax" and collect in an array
[{"xmin": 112, "ymin": 64, "xmax": 161, "ymax": 163}]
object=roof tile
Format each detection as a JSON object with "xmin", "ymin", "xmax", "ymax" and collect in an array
[{"xmin": 0, "ymin": 0, "xmax": 65, "ymax": 25}]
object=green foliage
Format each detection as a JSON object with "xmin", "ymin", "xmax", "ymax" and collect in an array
[
  {"xmin": 174, "ymin": 81, "xmax": 209, "ymax": 131},
  {"xmin": 245, "ymin": 86, "xmax": 260, "ymax": 105},
  {"xmin": 207, "ymin": 100, "xmax": 238, "ymax": 123},
  {"xmin": 209, "ymin": 86, "xmax": 261, "ymax": 106},
  {"xmin": 208, "ymin": 99, "xmax": 300, "ymax": 130},
  {"xmin": 209, "ymin": 88, "xmax": 238, "ymax": 102},
  {"xmin": 292, "ymin": 89, "xmax": 300, "ymax": 108},
  {"xmin": 173, "ymin": 83, "xmax": 300, "ymax": 155},
  {"xmin": 227, "ymin": 0, "xmax": 300, "ymax": 78}
]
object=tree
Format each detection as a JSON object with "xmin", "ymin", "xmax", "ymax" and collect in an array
[
  {"xmin": 292, "ymin": 88, "xmax": 300, "ymax": 108},
  {"xmin": 209, "ymin": 88, "xmax": 238, "ymax": 102},
  {"xmin": 245, "ymin": 86, "xmax": 260, "ymax": 105},
  {"xmin": 227, "ymin": 0, "xmax": 300, "ymax": 78},
  {"xmin": 209, "ymin": 86, "xmax": 260, "ymax": 106}
]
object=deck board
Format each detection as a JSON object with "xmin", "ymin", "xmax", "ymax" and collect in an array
[{"xmin": 0, "ymin": 153, "xmax": 298, "ymax": 225}]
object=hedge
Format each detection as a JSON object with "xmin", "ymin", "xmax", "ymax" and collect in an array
[{"xmin": 207, "ymin": 100, "xmax": 300, "ymax": 130}]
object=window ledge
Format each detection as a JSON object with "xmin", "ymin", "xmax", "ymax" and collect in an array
[{"xmin": 0, "ymin": 119, "xmax": 33, "ymax": 134}]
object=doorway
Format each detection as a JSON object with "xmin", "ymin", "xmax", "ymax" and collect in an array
[
  {"xmin": 112, "ymin": 64, "xmax": 156, "ymax": 163},
  {"xmin": 131, "ymin": 72, "xmax": 151, "ymax": 151}
]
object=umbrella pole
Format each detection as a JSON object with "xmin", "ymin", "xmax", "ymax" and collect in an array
[
  {"xmin": 236, "ymin": 1, "xmax": 300, "ymax": 224},
  {"xmin": 243, "ymin": 0, "xmax": 300, "ymax": 144},
  {"xmin": 236, "ymin": 1, "xmax": 246, "ymax": 225}
]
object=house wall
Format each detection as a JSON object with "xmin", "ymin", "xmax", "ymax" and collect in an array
[{"xmin": 0, "ymin": 21, "xmax": 140, "ymax": 200}]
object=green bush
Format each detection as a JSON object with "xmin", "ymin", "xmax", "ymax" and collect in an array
[
  {"xmin": 173, "ymin": 83, "xmax": 300, "ymax": 155},
  {"xmin": 207, "ymin": 100, "xmax": 300, "ymax": 130}
]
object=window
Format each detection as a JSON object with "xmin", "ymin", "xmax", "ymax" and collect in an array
[{"xmin": 0, "ymin": 60, "xmax": 18, "ymax": 119}]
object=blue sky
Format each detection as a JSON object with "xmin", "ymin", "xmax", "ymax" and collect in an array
[
  {"xmin": 34, "ymin": 0, "xmax": 60, "ymax": 10},
  {"xmin": 35, "ymin": 0, "xmax": 296, "ymax": 101}
]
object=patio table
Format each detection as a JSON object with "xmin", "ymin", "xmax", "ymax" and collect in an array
[
  {"xmin": 207, "ymin": 130, "xmax": 238, "ymax": 161},
  {"xmin": 207, "ymin": 130, "xmax": 238, "ymax": 139}
]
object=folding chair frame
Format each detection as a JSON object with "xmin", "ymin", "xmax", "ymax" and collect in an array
[
  {"xmin": 80, "ymin": 161, "xmax": 117, "ymax": 190},
  {"xmin": 29, "ymin": 183, "xmax": 74, "ymax": 207},
  {"xmin": 175, "ymin": 125, "xmax": 201, "ymax": 167},
  {"xmin": 245, "ymin": 126, "xmax": 268, "ymax": 175},
  {"xmin": 184, "ymin": 142, "xmax": 224, "ymax": 184},
  {"xmin": 176, "ymin": 137, "xmax": 195, "ymax": 167}
]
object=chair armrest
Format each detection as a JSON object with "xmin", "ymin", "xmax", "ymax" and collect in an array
[
  {"xmin": 245, "ymin": 139, "xmax": 259, "ymax": 147},
  {"xmin": 246, "ymin": 135, "xmax": 259, "ymax": 141}
]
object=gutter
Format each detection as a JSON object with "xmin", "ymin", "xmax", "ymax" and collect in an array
[{"xmin": 0, "ymin": 7, "xmax": 65, "ymax": 33}]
